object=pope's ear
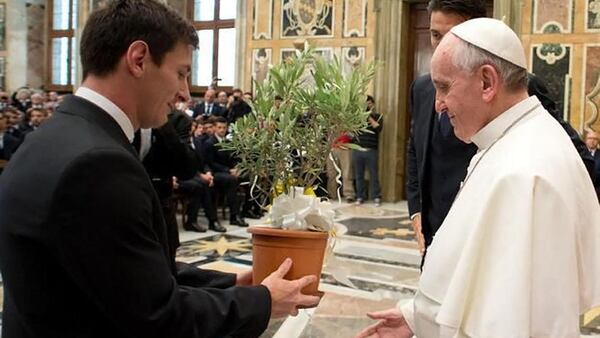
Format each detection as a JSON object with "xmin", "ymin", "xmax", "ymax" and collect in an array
[
  {"xmin": 480, "ymin": 64, "xmax": 499, "ymax": 102},
  {"xmin": 125, "ymin": 40, "xmax": 150, "ymax": 78}
]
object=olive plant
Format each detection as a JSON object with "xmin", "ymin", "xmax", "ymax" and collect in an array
[{"xmin": 221, "ymin": 46, "xmax": 376, "ymax": 205}]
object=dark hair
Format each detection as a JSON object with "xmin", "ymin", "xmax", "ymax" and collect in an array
[
  {"xmin": 427, "ymin": 0, "xmax": 487, "ymax": 19},
  {"xmin": 366, "ymin": 95, "xmax": 375, "ymax": 104},
  {"xmin": 80, "ymin": 0, "xmax": 198, "ymax": 79},
  {"xmin": 274, "ymin": 95, "xmax": 283, "ymax": 101},
  {"xmin": 213, "ymin": 116, "xmax": 228, "ymax": 125},
  {"xmin": 26, "ymin": 107, "xmax": 45, "ymax": 120},
  {"xmin": 2, "ymin": 106, "xmax": 18, "ymax": 114}
]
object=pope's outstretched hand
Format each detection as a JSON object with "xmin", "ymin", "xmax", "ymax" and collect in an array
[{"xmin": 355, "ymin": 308, "xmax": 413, "ymax": 338}]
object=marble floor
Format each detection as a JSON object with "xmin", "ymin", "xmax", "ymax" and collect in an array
[{"xmin": 0, "ymin": 201, "xmax": 599, "ymax": 337}]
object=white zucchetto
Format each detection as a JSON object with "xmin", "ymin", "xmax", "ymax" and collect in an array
[{"xmin": 450, "ymin": 17, "xmax": 527, "ymax": 69}]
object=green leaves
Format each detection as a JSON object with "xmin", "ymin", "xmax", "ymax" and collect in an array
[{"xmin": 220, "ymin": 46, "xmax": 376, "ymax": 201}]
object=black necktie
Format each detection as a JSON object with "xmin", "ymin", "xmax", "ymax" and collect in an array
[
  {"xmin": 439, "ymin": 112, "xmax": 451, "ymax": 137},
  {"xmin": 132, "ymin": 130, "xmax": 141, "ymax": 154}
]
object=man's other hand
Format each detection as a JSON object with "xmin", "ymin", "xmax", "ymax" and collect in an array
[
  {"xmin": 411, "ymin": 213, "xmax": 425, "ymax": 254},
  {"xmin": 354, "ymin": 308, "xmax": 413, "ymax": 338},
  {"xmin": 261, "ymin": 258, "xmax": 321, "ymax": 318},
  {"xmin": 236, "ymin": 269, "xmax": 253, "ymax": 286}
]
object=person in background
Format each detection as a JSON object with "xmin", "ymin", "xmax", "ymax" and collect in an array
[
  {"xmin": 352, "ymin": 95, "xmax": 383, "ymax": 206},
  {"xmin": 586, "ymin": 130, "xmax": 600, "ymax": 200}
]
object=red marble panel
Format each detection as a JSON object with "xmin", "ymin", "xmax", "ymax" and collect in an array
[
  {"xmin": 585, "ymin": 46, "xmax": 600, "ymax": 94},
  {"xmin": 534, "ymin": 0, "xmax": 572, "ymax": 32}
]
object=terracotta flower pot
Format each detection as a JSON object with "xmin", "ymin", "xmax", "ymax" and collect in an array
[{"xmin": 248, "ymin": 226, "xmax": 328, "ymax": 296}]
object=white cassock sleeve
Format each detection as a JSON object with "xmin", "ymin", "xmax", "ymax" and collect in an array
[
  {"xmin": 424, "ymin": 172, "xmax": 600, "ymax": 338},
  {"xmin": 398, "ymin": 298, "xmax": 416, "ymax": 332}
]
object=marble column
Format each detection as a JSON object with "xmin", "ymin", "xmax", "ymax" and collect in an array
[
  {"xmin": 234, "ymin": 0, "xmax": 246, "ymax": 90},
  {"xmin": 494, "ymin": 0, "xmax": 523, "ymax": 35},
  {"xmin": 26, "ymin": 2, "xmax": 45, "ymax": 89},
  {"xmin": 5, "ymin": 0, "xmax": 28, "ymax": 92},
  {"xmin": 373, "ymin": 0, "xmax": 410, "ymax": 201}
]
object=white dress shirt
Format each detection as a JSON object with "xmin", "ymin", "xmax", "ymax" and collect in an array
[{"xmin": 75, "ymin": 87, "xmax": 135, "ymax": 142}]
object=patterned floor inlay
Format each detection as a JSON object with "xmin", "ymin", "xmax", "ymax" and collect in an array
[
  {"xmin": 176, "ymin": 234, "xmax": 252, "ymax": 266},
  {"xmin": 339, "ymin": 216, "xmax": 414, "ymax": 241}
]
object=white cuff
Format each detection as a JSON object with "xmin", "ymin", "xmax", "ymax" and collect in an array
[
  {"xmin": 410, "ymin": 212, "xmax": 421, "ymax": 220},
  {"xmin": 397, "ymin": 298, "xmax": 416, "ymax": 333}
]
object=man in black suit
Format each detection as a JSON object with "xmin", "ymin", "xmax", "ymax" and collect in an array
[
  {"xmin": 204, "ymin": 116, "xmax": 249, "ymax": 227},
  {"xmin": 0, "ymin": 111, "xmax": 19, "ymax": 166},
  {"xmin": 18, "ymin": 107, "xmax": 45, "ymax": 137},
  {"xmin": 407, "ymin": 0, "xmax": 594, "ymax": 257},
  {"xmin": 3, "ymin": 107, "xmax": 23, "ymax": 141},
  {"xmin": 192, "ymin": 89, "xmax": 224, "ymax": 119},
  {"xmin": 177, "ymin": 119, "xmax": 228, "ymax": 233},
  {"xmin": 585, "ymin": 130, "xmax": 600, "ymax": 200},
  {"xmin": 0, "ymin": 1, "xmax": 319, "ymax": 337},
  {"xmin": 134, "ymin": 110, "xmax": 199, "ymax": 261}
]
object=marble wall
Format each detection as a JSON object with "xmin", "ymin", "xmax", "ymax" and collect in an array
[
  {"xmin": 26, "ymin": 2, "xmax": 45, "ymax": 89},
  {"xmin": 523, "ymin": 0, "xmax": 600, "ymax": 132},
  {"xmin": 245, "ymin": 0, "xmax": 377, "ymax": 91},
  {"xmin": 1, "ymin": 0, "xmax": 45, "ymax": 92}
]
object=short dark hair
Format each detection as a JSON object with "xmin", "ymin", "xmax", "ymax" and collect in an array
[
  {"xmin": 26, "ymin": 107, "xmax": 45, "ymax": 120},
  {"xmin": 427, "ymin": 0, "xmax": 487, "ymax": 19},
  {"xmin": 213, "ymin": 116, "xmax": 228, "ymax": 125},
  {"xmin": 80, "ymin": 0, "xmax": 199, "ymax": 79},
  {"xmin": 366, "ymin": 95, "xmax": 375, "ymax": 104}
]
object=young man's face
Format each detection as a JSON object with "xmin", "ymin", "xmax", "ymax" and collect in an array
[
  {"xmin": 203, "ymin": 123, "xmax": 214, "ymax": 136},
  {"xmin": 0, "ymin": 114, "xmax": 7, "ymax": 132},
  {"xmin": 140, "ymin": 42, "xmax": 193, "ymax": 129},
  {"xmin": 586, "ymin": 131, "xmax": 599, "ymax": 150},
  {"xmin": 29, "ymin": 110, "xmax": 45, "ymax": 127},
  {"xmin": 430, "ymin": 10, "xmax": 467, "ymax": 50},
  {"xmin": 5, "ymin": 112, "xmax": 19, "ymax": 127},
  {"xmin": 217, "ymin": 91, "xmax": 228, "ymax": 104},
  {"xmin": 215, "ymin": 122, "xmax": 227, "ymax": 138}
]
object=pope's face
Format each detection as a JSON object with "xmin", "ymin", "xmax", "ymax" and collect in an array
[
  {"xmin": 430, "ymin": 11, "xmax": 467, "ymax": 50},
  {"xmin": 431, "ymin": 35, "xmax": 488, "ymax": 143}
]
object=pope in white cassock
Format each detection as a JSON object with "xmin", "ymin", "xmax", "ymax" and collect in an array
[{"xmin": 356, "ymin": 18, "xmax": 600, "ymax": 338}]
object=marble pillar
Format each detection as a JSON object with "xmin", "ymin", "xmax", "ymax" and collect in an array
[{"xmin": 373, "ymin": 0, "xmax": 409, "ymax": 201}]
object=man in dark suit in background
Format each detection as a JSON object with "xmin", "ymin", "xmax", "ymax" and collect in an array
[
  {"xmin": 192, "ymin": 88, "xmax": 224, "ymax": 119},
  {"xmin": 204, "ymin": 116, "xmax": 249, "ymax": 227},
  {"xmin": 0, "ymin": 111, "xmax": 20, "ymax": 176},
  {"xmin": 134, "ymin": 109, "xmax": 198, "ymax": 261},
  {"xmin": 586, "ymin": 130, "xmax": 600, "ymax": 200},
  {"xmin": 0, "ymin": 1, "xmax": 319, "ymax": 337},
  {"xmin": 406, "ymin": 0, "xmax": 593, "ymax": 258}
]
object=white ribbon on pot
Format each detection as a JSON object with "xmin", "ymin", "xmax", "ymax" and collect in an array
[{"xmin": 270, "ymin": 187, "xmax": 335, "ymax": 232}]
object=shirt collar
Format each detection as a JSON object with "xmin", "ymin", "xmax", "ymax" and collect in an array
[
  {"xmin": 471, "ymin": 95, "xmax": 541, "ymax": 150},
  {"xmin": 75, "ymin": 86, "xmax": 135, "ymax": 142}
]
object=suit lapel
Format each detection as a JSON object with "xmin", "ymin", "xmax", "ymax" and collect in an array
[{"xmin": 419, "ymin": 75, "xmax": 436, "ymax": 184}]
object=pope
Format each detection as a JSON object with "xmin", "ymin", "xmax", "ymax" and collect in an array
[{"xmin": 357, "ymin": 18, "xmax": 600, "ymax": 338}]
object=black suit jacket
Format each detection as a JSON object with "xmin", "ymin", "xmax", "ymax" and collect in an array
[
  {"xmin": 0, "ymin": 132, "xmax": 20, "ymax": 160},
  {"xmin": 0, "ymin": 95, "xmax": 271, "ymax": 338},
  {"xmin": 406, "ymin": 73, "xmax": 591, "ymax": 243},
  {"xmin": 593, "ymin": 151, "xmax": 600, "ymax": 199},
  {"xmin": 192, "ymin": 102, "xmax": 225, "ymax": 119},
  {"xmin": 205, "ymin": 136, "xmax": 236, "ymax": 173},
  {"xmin": 406, "ymin": 74, "xmax": 476, "ymax": 243}
]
